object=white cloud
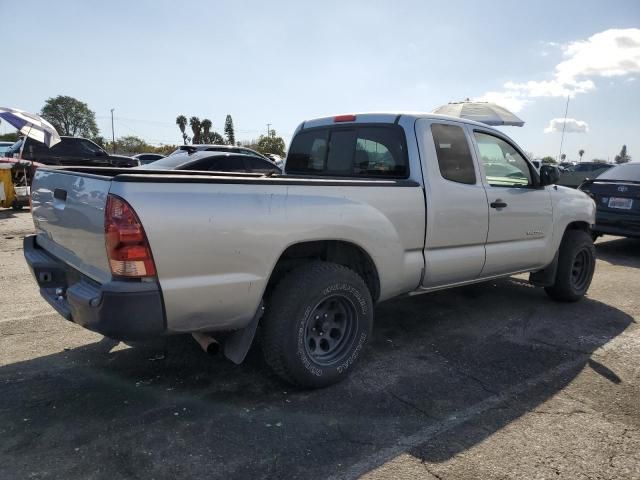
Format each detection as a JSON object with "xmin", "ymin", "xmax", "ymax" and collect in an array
[
  {"xmin": 474, "ymin": 90, "xmax": 530, "ymax": 113},
  {"xmin": 557, "ymin": 29, "xmax": 640, "ymax": 81},
  {"xmin": 476, "ymin": 28, "xmax": 640, "ymax": 112},
  {"xmin": 544, "ymin": 118, "xmax": 589, "ymax": 134}
]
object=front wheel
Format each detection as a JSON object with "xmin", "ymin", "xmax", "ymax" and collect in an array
[
  {"xmin": 261, "ymin": 261, "xmax": 373, "ymax": 388},
  {"xmin": 545, "ymin": 230, "xmax": 596, "ymax": 302}
]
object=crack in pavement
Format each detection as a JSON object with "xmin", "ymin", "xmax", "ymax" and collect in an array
[{"xmin": 384, "ymin": 389, "xmax": 441, "ymax": 421}]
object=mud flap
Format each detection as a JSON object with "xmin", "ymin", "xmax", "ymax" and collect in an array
[
  {"xmin": 224, "ymin": 302, "xmax": 264, "ymax": 365},
  {"xmin": 529, "ymin": 250, "xmax": 559, "ymax": 287}
]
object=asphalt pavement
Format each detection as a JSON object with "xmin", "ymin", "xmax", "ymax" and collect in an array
[{"xmin": 0, "ymin": 208, "xmax": 638, "ymax": 479}]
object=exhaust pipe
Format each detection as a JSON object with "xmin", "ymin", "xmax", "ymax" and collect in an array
[{"xmin": 192, "ymin": 332, "xmax": 220, "ymax": 355}]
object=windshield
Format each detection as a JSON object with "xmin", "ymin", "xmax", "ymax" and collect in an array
[{"xmin": 597, "ymin": 163, "xmax": 640, "ymax": 181}]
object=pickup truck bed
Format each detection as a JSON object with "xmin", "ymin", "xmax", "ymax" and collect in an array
[{"xmin": 25, "ymin": 112, "xmax": 597, "ymax": 387}]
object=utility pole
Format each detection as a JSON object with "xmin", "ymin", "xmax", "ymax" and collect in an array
[
  {"xmin": 266, "ymin": 123, "xmax": 271, "ymax": 138},
  {"xmin": 110, "ymin": 108, "xmax": 116, "ymax": 153},
  {"xmin": 558, "ymin": 95, "xmax": 569, "ymax": 162}
]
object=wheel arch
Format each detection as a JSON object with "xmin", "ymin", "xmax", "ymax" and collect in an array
[
  {"xmin": 264, "ymin": 240, "xmax": 381, "ymax": 303},
  {"xmin": 564, "ymin": 220, "xmax": 592, "ymax": 235}
]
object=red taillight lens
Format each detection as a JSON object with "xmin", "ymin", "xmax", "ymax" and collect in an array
[
  {"xmin": 334, "ymin": 114, "xmax": 356, "ymax": 122},
  {"xmin": 105, "ymin": 195, "xmax": 156, "ymax": 277}
]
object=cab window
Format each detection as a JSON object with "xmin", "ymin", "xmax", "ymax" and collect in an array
[
  {"xmin": 431, "ymin": 124, "xmax": 476, "ymax": 185},
  {"xmin": 474, "ymin": 131, "xmax": 533, "ymax": 187}
]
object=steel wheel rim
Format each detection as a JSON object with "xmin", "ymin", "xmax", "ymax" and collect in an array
[
  {"xmin": 571, "ymin": 248, "xmax": 592, "ymax": 291},
  {"xmin": 304, "ymin": 294, "xmax": 358, "ymax": 366}
]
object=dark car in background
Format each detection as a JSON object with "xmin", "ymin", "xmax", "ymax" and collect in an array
[
  {"xmin": 558, "ymin": 162, "xmax": 613, "ymax": 188},
  {"xmin": 579, "ymin": 163, "xmax": 640, "ymax": 239},
  {"xmin": 137, "ymin": 150, "xmax": 282, "ymax": 174},
  {"xmin": 5, "ymin": 137, "xmax": 139, "ymax": 167},
  {"xmin": 132, "ymin": 153, "xmax": 165, "ymax": 165}
]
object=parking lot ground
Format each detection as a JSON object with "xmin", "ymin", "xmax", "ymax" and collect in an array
[{"xmin": 1, "ymin": 207, "xmax": 639, "ymax": 480}]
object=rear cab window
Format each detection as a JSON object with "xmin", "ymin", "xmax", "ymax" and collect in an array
[{"xmin": 286, "ymin": 125, "xmax": 408, "ymax": 178}]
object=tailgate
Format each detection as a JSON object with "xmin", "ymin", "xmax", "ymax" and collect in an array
[{"xmin": 31, "ymin": 169, "xmax": 112, "ymax": 283}]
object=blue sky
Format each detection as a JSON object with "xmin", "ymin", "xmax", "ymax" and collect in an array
[{"xmin": 1, "ymin": 0, "xmax": 638, "ymax": 161}]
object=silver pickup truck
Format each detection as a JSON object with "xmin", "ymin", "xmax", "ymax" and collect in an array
[{"xmin": 24, "ymin": 113, "xmax": 596, "ymax": 388}]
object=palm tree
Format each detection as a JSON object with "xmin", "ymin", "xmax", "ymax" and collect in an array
[
  {"xmin": 578, "ymin": 149, "xmax": 585, "ymax": 162},
  {"xmin": 201, "ymin": 118, "xmax": 212, "ymax": 144},
  {"xmin": 189, "ymin": 116, "xmax": 201, "ymax": 144},
  {"xmin": 176, "ymin": 115, "xmax": 188, "ymax": 145}
]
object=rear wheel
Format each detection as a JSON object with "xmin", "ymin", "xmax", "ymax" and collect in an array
[
  {"xmin": 545, "ymin": 230, "xmax": 596, "ymax": 302},
  {"xmin": 261, "ymin": 261, "xmax": 373, "ymax": 388}
]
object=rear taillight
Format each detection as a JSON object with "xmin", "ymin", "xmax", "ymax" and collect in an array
[{"xmin": 105, "ymin": 194, "xmax": 156, "ymax": 278}]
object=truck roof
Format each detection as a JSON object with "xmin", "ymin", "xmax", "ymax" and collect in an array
[{"xmin": 300, "ymin": 112, "xmax": 499, "ymax": 131}]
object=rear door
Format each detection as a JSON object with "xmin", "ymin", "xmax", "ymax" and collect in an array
[
  {"xmin": 417, "ymin": 119, "xmax": 489, "ymax": 287},
  {"xmin": 471, "ymin": 129, "xmax": 553, "ymax": 276},
  {"xmin": 31, "ymin": 169, "xmax": 113, "ymax": 283}
]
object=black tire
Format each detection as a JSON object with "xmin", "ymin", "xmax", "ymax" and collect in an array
[
  {"xmin": 545, "ymin": 230, "xmax": 596, "ymax": 302},
  {"xmin": 261, "ymin": 261, "xmax": 373, "ymax": 388}
]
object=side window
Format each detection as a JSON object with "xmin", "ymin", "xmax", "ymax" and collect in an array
[
  {"xmin": 431, "ymin": 124, "xmax": 476, "ymax": 185},
  {"xmin": 245, "ymin": 157, "xmax": 279, "ymax": 173},
  {"xmin": 190, "ymin": 156, "xmax": 245, "ymax": 172},
  {"xmin": 208, "ymin": 156, "xmax": 247, "ymax": 172},
  {"xmin": 473, "ymin": 132, "xmax": 532, "ymax": 187},
  {"xmin": 25, "ymin": 139, "xmax": 49, "ymax": 158},
  {"xmin": 51, "ymin": 139, "xmax": 81, "ymax": 156}
]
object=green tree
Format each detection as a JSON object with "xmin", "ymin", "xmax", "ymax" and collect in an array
[
  {"xmin": 201, "ymin": 118, "xmax": 212, "ymax": 143},
  {"xmin": 255, "ymin": 130, "xmax": 286, "ymax": 156},
  {"xmin": 541, "ymin": 156, "xmax": 557, "ymax": 164},
  {"xmin": 41, "ymin": 95, "xmax": 99, "ymax": 137},
  {"xmin": 115, "ymin": 135, "xmax": 150, "ymax": 154},
  {"xmin": 578, "ymin": 149, "xmax": 585, "ymax": 161},
  {"xmin": 614, "ymin": 145, "xmax": 630, "ymax": 164},
  {"xmin": 209, "ymin": 132, "xmax": 225, "ymax": 144},
  {"xmin": 189, "ymin": 116, "xmax": 202, "ymax": 144},
  {"xmin": 560, "ymin": 153, "xmax": 567, "ymax": 162},
  {"xmin": 0, "ymin": 132, "xmax": 18, "ymax": 142},
  {"xmin": 224, "ymin": 115, "xmax": 235, "ymax": 145},
  {"xmin": 176, "ymin": 115, "xmax": 188, "ymax": 144}
]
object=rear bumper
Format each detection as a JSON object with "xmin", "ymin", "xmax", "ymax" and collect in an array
[
  {"xmin": 593, "ymin": 210, "xmax": 640, "ymax": 239},
  {"xmin": 23, "ymin": 235, "xmax": 166, "ymax": 340}
]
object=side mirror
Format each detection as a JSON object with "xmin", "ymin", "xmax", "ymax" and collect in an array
[{"xmin": 540, "ymin": 165, "xmax": 560, "ymax": 186}]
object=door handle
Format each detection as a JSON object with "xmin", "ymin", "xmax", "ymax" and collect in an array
[
  {"xmin": 490, "ymin": 199, "xmax": 507, "ymax": 209},
  {"xmin": 53, "ymin": 188, "xmax": 67, "ymax": 201}
]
